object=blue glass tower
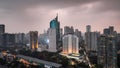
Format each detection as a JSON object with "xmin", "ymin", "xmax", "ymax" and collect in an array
[{"xmin": 50, "ymin": 14, "xmax": 60, "ymax": 49}]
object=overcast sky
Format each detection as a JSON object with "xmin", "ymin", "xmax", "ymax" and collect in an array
[{"xmin": 0, "ymin": 0, "xmax": 120, "ymax": 34}]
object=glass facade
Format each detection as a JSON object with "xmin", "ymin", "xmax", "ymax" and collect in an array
[
  {"xmin": 50, "ymin": 19, "xmax": 60, "ymax": 36},
  {"xmin": 50, "ymin": 20, "xmax": 57, "ymax": 28}
]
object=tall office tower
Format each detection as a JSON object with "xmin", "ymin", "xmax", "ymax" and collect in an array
[
  {"xmin": 30, "ymin": 31, "xmax": 38, "ymax": 51},
  {"xmin": 85, "ymin": 25, "xmax": 100, "ymax": 51},
  {"xmin": 62, "ymin": 34, "xmax": 79, "ymax": 54},
  {"xmin": 0, "ymin": 24, "xmax": 5, "ymax": 34},
  {"xmin": 74, "ymin": 29, "xmax": 83, "ymax": 44},
  {"xmin": 85, "ymin": 25, "xmax": 91, "ymax": 51},
  {"xmin": 98, "ymin": 35, "xmax": 117, "ymax": 68},
  {"xmin": 64, "ymin": 26, "xmax": 74, "ymax": 35},
  {"xmin": 50, "ymin": 14, "xmax": 60, "ymax": 50},
  {"xmin": 47, "ymin": 28, "xmax": 57, "ymax": 52},
  {"xmin": 15, "ymin": 33, "xmax": 25, "ymax": 45},
  {"xmin": 86, "ymin": 25, "xmax": 91, "ymax": 32}
]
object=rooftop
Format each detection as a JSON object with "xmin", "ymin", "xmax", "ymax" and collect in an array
[{"xmin": 17, "ymin": 55, "xmax": 62, "ymax": 68}]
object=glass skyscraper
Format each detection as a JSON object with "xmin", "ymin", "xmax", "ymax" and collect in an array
[{"xmin": 50, "ymin": 14, "xmax": 60, "ymax": 50}]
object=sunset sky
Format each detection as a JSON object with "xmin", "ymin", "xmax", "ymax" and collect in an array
[{"xmin": 0, "ymin": 0, "xmax": 120, "ymax": 34}]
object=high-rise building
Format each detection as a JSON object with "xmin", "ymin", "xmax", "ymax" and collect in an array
[
  {"xmin": 85, "ymin": 32, "xmax": 100, "ymax": 51},
  {"xmin": 50, "ymin": 14, "xmax": 60, "ymax": 50},
  {"xmin": 98, "ymin": 35, "xmax": 117, "ymax": 68},
  {"xmin": 85, "ymin": 25, "xmax": 91, "ymax": 51},
  {"xmin": 39, "ymin": 28, "xmax": 57, "ymax": 52},
  {"xmin": 85, "ymin": 25, "xmax": 100, "ymax": 51},
  {"xmin": 38, "ymin": 32, "xmax": 48, "ymax": 51},
  {"xmin": 85, "ymin": 32, "xmax": 91, "ymax": 51},
  {"xmin": 0, "ymin": 24, "xmax": 5, "ymax": 34},
  {"xmin": 74, "ymin": 29, "xmax": 83, "ymax": 44},
  {"xmin": 104, "ymin": 26, "xmax": 115, "ymax": 35},
  {"xmin": 2, "ymin": 33, "xmax": 15, "ymax": 47},
  {"xmin": 91, "ymin": 32, "xmax": 100, "ymax": 51},
  {"xmin": 74, "ymin": 29, "xmax": 81, "ymax": 37},
  {"xmin": 117, "ymin": 33, "xmax": 120, "ymax": 42},
  {"xmin": 64, "ymin": 26, "xmax": 74, "ymax": 35},
  {"xmin": 47, "ymin": 28, "xmax": 57, "ymax": 52},
  {"xmin": 97, "ymin": 35, "xmax": 106, "ymax": 68},
  {"xmin": 109, "ymin": 26, "xmax": 114, "ymax": 34},
  {"xmin": 117, "ymin": 33, "xmax": 120, "ymax": 50},
  {"xmin": 0, "ymin": 24, "xmax": 5, "ymax": 46},
  {"xmin": 62, "ymin": 34, "xmax": 79, "ymax": 54},
  {"xmin": 39, "ymin": 32, "xmax": 48, "ymax": 46},
  {"xmin": 104, "ymin": 28, "xmax": 110, "ymax": 35},
  {"xmin": 71, "ymin": 26, "xmax": 74, "ymax": 33},
  {"xmin": 86, "ymin": 25, "xmax": 91, "ymax": 32},
  {"xmin": 15, "ymin": 33, "xmax": 25, "ymax": 45},
  {"xmin": 25, "ymin": 33, "xmax": 31, "ymax": 44},
  {"xmin": 30, "ymin": 31, "xmax": 38, "ymax": 51}
]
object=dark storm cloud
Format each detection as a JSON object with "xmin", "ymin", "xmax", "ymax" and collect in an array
[
  {"xmin": 0, "ymin": 0, "xmax": 120, "ymax": 15},
  {"xmin": 0, "ymin": 0, "xmax": 98, "ymax": 24},
  {"xmin": 95, "ymin": 0, "xmax": 120, "ymax": 12},
  {"xmin": 0, "ymin": 0, "xmax": 97, "ymax": 9},
  {"xmin": 0, "ymin": 0, "xmax": 97, "ymax": 20},
  {"xmin": 0, "ymin": 0, "xmax": 120, "ymax": 33}
]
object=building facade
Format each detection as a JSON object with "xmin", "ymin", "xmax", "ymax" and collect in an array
[
  {"xmin": 47, "ymin": 28, "xmax": 57, "ymax": 52},
  {"xmin": 62, "ymin": 34, "xmax": 79, "ymax": 54},
  {"xmin": 0, "ymin": 24, "xmax": 5, "ymax": 34},
  {"xmin": 38, "ymin": 28, "xmax": 57, "ymax": 52},
  {"xmin": 30, "ymin": 31, "xmax": 38, "ymax": 50},
  {"xmin": 104, "ymin": 26, "xmax": 115, "ymax": 35},
  {"xmin": 98, "ymin": 35, "xmax": 117, "ymax": 68},
  {"xmin": 74, "ymin": 29, "xmax": 83, "ymax": 45},
  {"xmin": 85, "ymin": 32, "xmax": 100, "ymax": 51},
  {"xmin": 15, "ymin": 33, "xmax": 25, "ymax": 45},
  {"xmin": 2, "ymin": 33, "xmax": 15, "ymax": 47},
  {"xmin": 90, "ymin": 32, "xmax": 100, "ymax": 51}
]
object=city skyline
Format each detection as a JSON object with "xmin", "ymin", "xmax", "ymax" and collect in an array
[{"xmin": 0, "ymin": 0, "xmax": 120, "ymax": 33}]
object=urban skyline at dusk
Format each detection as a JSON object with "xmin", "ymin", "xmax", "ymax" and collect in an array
[
  {"xmin": 0, "ymin": 0, "xmax": 120, "ymax": 33},
  {"xmin": 0, "ymin": 0, "xmax": 120, "ymax": 68}
]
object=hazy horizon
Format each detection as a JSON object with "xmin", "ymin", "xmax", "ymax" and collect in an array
[{"xmin": 0, "ymin": 0, "xmax": 120, "ymax": 34}]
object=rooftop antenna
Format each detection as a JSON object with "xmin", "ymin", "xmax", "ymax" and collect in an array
[{"xmin": 55, "ymin": 13, "xmax": 58, "ymax": 21}]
